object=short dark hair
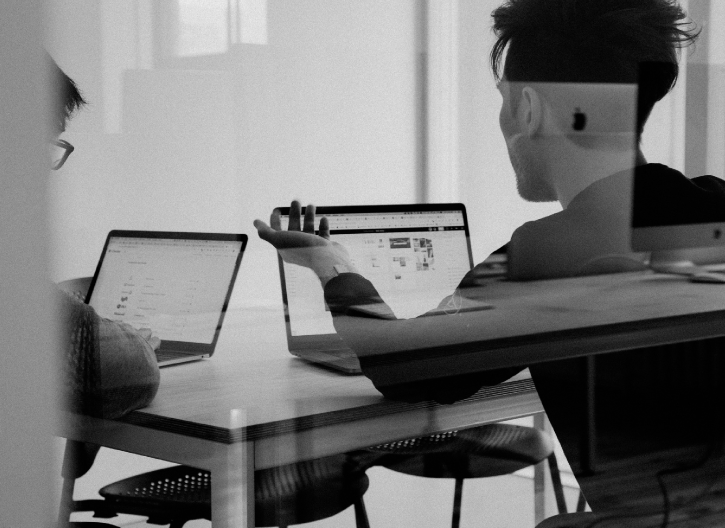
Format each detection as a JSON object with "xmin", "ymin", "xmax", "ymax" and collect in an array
[
  {"xmin": 490, "ymin": 0, "xmax": 699, "ymax": 133},
  {"xmin": 47, "ymin": 53, "xmax": 86, "ymax": 133}
]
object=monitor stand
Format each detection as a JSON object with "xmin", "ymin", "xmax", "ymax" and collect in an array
[
  {"xmin": 648, "ymin": 250, "xmax": 702, "ymax": 275},
  {"xmin": 649, "ymin": 247, "xmax": 725, "ymax": 281}
]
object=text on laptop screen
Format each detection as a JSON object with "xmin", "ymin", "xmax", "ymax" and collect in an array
[
  {"xmin": 280, "ymin": 210, "xmax": 471, "ymax": 336},
  {"xmin": 89, "ymin": 237, "xmax": 243, "ymax": 344}
]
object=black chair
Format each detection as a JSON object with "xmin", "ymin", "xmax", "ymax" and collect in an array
[
  {"xmin": 61, "ymin": 442, "xmax": 370, "ymax": 528},
  {"xmin": 362, "ymin": 423, "xmax": 571, "ymax": 528}
]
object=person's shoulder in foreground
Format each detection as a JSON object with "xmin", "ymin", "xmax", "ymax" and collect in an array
[{"xmin": 48, "ymin": 54, "xmax": 161, "ymax": 419}]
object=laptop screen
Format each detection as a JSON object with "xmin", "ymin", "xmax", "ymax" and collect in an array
[
  {"xmin": 278, "ymin": 205, "xmax": 473, "ymax": 338},
  {"xmin": 87, "ymin": 232, "xmax": 245, "ymax": 346}
]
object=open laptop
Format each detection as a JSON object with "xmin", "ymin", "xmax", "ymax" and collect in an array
[
  {"xmin": 86, "ymin": 230, "xmax": 247, "ymax": 367},
  {"xmin": 276, "ymin": 204, "xmax": 484, "ymax": 374}
]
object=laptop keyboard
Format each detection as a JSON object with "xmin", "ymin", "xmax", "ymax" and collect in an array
[{"xmin": 155, "ymin": 350, "xmax": 193, "ymax": 363}]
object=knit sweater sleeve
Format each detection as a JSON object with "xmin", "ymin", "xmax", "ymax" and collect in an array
[{"xmin": 58, "ymin": 290, "xmax": 160, "ymax": 419}]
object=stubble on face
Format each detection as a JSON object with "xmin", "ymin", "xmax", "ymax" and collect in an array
[
  {"xmin": 507, "ymin": 135, "xmax": 558, "ymax": 202},
  {"xmin": 498, "ymin": 83, "xmax": 557, "ymax": 203}
]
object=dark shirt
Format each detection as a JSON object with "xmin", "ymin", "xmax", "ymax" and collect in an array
[{"xmin": 508, "ymin": 163, "xmax": 725, "ymax": 280}]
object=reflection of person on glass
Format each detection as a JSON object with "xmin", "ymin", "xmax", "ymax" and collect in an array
[
  {"xmin": 49, "ymin": 55, "xmax": 161, "ymax": 420},
  {"xmin": 256, "ymin": 0, "xmax": 717, "ymax": 405}
]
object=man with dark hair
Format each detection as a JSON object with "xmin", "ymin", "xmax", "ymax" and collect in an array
[
  {"xmin": 48, "ymin": 54, "xmax": 161, "ymax": 420},
  {"xmin": 255, "ymin": 0, "xmax": 709, "ymax": 394},
  {"xmin": 490, "ymin": 0, "xmax": 725, "ymax": 280},
  {"xmin": 255, "ymin": 0, "xmax": 725, "ymax": 512},
  {"xmin": 49, "ymin": 56, "xmax": 162, "ymax": 528},
  {"xmin": 49, "ymin": 52, "xmax": 86, "ymax": 136},
  {"xmin": 490, "ymin": 0, "xmax": 697, "ymax": 135}
]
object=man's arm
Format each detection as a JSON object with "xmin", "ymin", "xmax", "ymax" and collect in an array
[
  {"xmin": 254, "ymin": 202, "xmax": 521, "ymax": 403},
  {"xmin": 58, "ymin": 289, "xmax": 160, "ymax": 419},
  {"xmin": 324, "ymin": 271, "xmax": 523, "ymax": 403}
]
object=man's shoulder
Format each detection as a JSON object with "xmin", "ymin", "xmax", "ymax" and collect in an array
[
  {"xmin": 636, "ymin": 163, "xmax": 725, "ymax": 192},
  {"xmin": 635, "ymin": 164, "xmax": 725, "ymax": 225},
  {"xmin": 509, "ymin": 209, "xmax": 585, "ymax": 254}
]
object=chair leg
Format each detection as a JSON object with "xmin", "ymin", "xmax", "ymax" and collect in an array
[
  {"xmin": 451, "ymin": 477, "xmax": 463, "ymax": 528},
  {"xmin": 58, "ymin": 438, "xmax": 82, "ymax": 527},
  {"xmin": 546, "ymin": 452, "xmax": 568, "ymax": 514},
  {"xmin": 58, "ymin": 476, "xmax": 76, "ymax": 527},
  {"xmin": 353, "ymin": 496, "xmax": 371, "ymax": 528},
  {"xmin": 581, "ymin": 356, "xmax": 597, "ymax": 474},
  {"xmin": 576, "ymin": 490, "xmax": 588, "ymax": 512}
]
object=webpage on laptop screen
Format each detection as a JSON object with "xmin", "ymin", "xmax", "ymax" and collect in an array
[
  {"xmin": 89, "ymin": 237, "xmax": 242, "ymax": 343},
  {"xmin": 281, "ymin": 210, "xmax": 470, "ymax": 336}
]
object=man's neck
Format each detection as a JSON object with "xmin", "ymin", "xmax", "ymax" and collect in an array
[{"xmin": 555, "ymin": 148, "xmax": 647, "ymax": 208}]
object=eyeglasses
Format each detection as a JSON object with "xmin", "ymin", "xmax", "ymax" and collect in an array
[{"xmin": 51, "ymin": 139, "xmax": 75, "ymax": 170}]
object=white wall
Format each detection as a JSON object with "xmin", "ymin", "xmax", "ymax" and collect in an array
[
  {"xmin": 46, "ymin": 0, "xmax": 575, "ymax": 288},
  {"xmin": 457, "ymin": 0, "xmax": 561, "ymax": 262},
  {"xmin": 47, "ymin": 2, "xmax": 588, "ymax": 526},
  {"xmin": 47, "ymin": 0, "xmax": 424, "ymax": 306},
  {"xmin": 684, "ymin": 0, "xmax": 725, "ymax": 179}
]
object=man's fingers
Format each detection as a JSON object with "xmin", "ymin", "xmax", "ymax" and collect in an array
[
  {"xmin": 304, "ymin": 204, "xmax": 316, "ymax": 234},
  {"xmin": 148, "ymin": 336, "xmax": 161, "ymax": 351},
  {"xmin": 137, "ymin": 328, "xmax": 152, "ymax": 340},
  {"xmin": 270, "ymin": 208, "xmax": 282, "ymax": 231},
  {"xmin": 319, "ymin": 216, "xmax": 330, "ymax": 239},
  {"xmin": 254, "ymin": 219, "xmax": 275, "ymax": 243},
  {"xmin": 289, "ymin": 200, "xmax": 302, "ymax": 231}
]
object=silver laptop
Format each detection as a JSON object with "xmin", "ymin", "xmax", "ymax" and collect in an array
[
  {"xmin": 86, "ymin": 230, "xmax": 247, "ymax": 366},
  {"xmin": 276, "ymin": 204, "xmax": 479, "ymax": 374}
]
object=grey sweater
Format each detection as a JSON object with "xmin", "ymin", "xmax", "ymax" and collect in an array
[{"xmin": 57, "ymin": 289, "xmax": 160, "ymax": 419}]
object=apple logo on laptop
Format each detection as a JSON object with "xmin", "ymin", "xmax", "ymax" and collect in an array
[{"xmin": 572, "ymin": 107, "xmax": 587, "ymax": 131}]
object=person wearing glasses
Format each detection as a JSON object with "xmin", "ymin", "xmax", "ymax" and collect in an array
[
  {"xmin": 51, "ymin": 139, "xmax": 74, "ymax": 171},
  {"xmin": 49, "ymin": 54, "xmax": 161, "ymax": 421}
]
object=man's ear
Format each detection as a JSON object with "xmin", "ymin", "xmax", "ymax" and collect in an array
[{"xmin": 519, "ymin": 87, "xmax": 544, "ymax": 137}]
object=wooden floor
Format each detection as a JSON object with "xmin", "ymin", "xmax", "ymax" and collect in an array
[
  {"xmin": 572, "ymin": 439, "xmax": 725, "ymax": 527},
  {"xmin": 531, "ymin": 340, "xmax": 725, "ymax": 526}
]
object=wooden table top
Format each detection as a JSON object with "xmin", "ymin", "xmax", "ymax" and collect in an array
[
  {"xmin": 119, "ymin": 270, "xmax": 725, "ymax": 446},
  {"xmin": 344, "ymin": 270, "xmax": 725, "ymax": 380}
]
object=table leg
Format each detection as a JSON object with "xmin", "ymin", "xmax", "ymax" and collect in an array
[
  {"xmin": 581, "ymin": 356, "xmax": 597, "ymax": 474},
  {"xmin": 211, "ymin": 439, "xmax": 255, "ymax": 527},
  {"xmin": 534, "ymin": 413, "xmax": 547, "ymax": 525}
]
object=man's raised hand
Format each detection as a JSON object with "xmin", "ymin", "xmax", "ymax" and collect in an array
[{"xmin": 254, "ymin": 200, "xmax": 357, "ymax": 286}]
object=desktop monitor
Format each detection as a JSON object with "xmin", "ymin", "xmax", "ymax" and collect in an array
[
  {"xmin": 630, "ymin": 171, "xmax": 725, "ymax": 253},
  {"xmin": 630, "ymin": 63, "xmax": 725, "ymax": 270}
]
